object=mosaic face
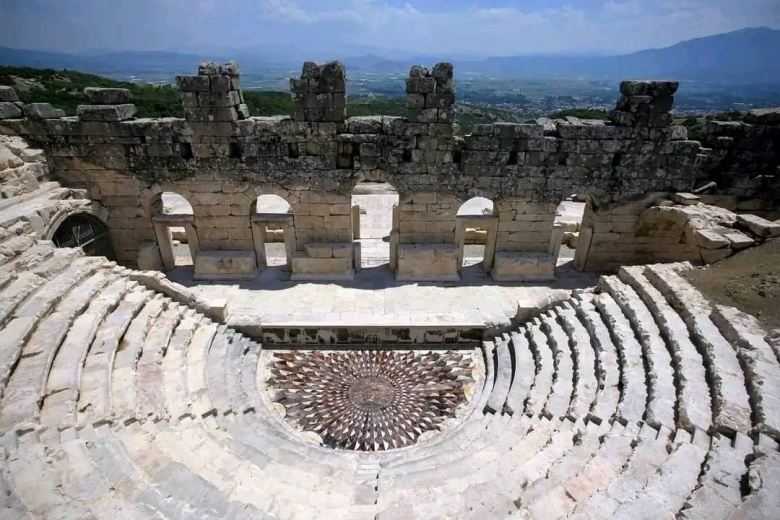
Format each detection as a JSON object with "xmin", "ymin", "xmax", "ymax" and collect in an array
[{"xmin": 266, "ymin": 350, "xmax": 475, "ymax": 451}]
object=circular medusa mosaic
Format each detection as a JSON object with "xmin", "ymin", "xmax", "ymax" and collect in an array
[{"xmin": 266, "ymin": 350, "xmax": 476, "ymax": 451}]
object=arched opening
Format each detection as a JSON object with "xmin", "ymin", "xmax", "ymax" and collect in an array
[
  {"xmin": 456, "ymin": 197, "xmax": 496, "ymax": 270},
  {"xmin": 163, "ymin": 192, "xmax": 194, "ymax": 266},
  {"xmin": 350, "ymin": 181, "xmax": 399, "ymax": 268},
  {"xmin": 51, "ymin": 213, "xmax": 115, "ymax": 260},
  {"xmin": 554, "ymin": 194, "xmax": 587, "ymax": 266},
  {"xmin": 152, "ymin": 192, "xmax": 198, "ymax": 271},
  {"xmin": 252, "ymin": 194, "xmax": 294, "ymax": 269}
]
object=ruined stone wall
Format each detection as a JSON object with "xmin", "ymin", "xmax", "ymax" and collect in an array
[
  {"xmin": 0, "ymin": 135, "xmax": 104, "ymax": 262},
  {"xmin": 698, "ymin": 111, "xmax": 780, "ymax": 219},
  {"xmin": 575, "ymin": 195, "xmax": 701, "ymax": 272},
  {"xmin": 0, "ymin": 62, "xmax": 729, "ymax": 276}
]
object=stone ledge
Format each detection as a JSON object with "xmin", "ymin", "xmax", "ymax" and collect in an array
[
  {"xmin": 396, "ymin": 243, "xmax": 459, "ymax": 282},
  {"xmin": 491, "ymin": 252, "xmax": 556, "ymax": 282},
  {"xmin": 291, "ymin": 253, "xmax": 354, "ymax": 280},
  {"xmin": 193, "ymin": 250, "xmax": 257, "ymax": 280}
]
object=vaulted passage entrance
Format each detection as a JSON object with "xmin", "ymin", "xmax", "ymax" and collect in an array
[{"xmin": 51, "ymin": 213, "xmax": 115, "ymax": 260}]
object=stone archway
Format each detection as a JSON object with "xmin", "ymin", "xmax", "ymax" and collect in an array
[
  {"xmin": 150, "ymin": 191, "xmax": 199, "ymax": 271},
  {"xmin": 455, "ymin": 196, "xmax": 498, "ymax": 273},
  {"xmin": 49, "ymin": 212, "xmax": 115, "ymax": 260},
  {"xmin": 251, "ymin": 194, "xmax": 295, "ymax": 270},
  {"xmin": 350, "ymin": 180, "xmax": 399, "ymax": 269}
]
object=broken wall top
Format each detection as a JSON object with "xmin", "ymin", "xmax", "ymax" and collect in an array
[{"xmin": 0, "ymin": 60, "xmax": 748, "ymax": 207}]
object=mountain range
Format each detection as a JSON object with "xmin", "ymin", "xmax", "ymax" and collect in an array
[{"xmin": 1, "ymin": 27, "xmax": 779, "ymax": 83}]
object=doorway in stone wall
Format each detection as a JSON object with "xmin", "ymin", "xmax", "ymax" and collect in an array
[
  {"xmin": 252, "ymin": 194, "xmax": 294, "ymax": 270},
  {"xmin": 50, "ymin": 212, "xmax": 115, "ymax": 260},
  {"xmin": 350, "ymin": 181, "xmax": 399, "ymax": 269},
  {"xmin": 153, "ymin": 192, "xmax": 197, "ymax": 270},
  {"xmin": 456, "ymin": 197, "xmax": 496, "ymax": 270},
  {"xmin": 554, "ymin": 195, "xmax": 587, "ymax": 266}
]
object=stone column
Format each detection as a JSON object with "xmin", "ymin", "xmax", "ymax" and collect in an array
[
  {"xmin": 153, "ymin": 222, "xmax": 176, "ymax": 271},
  {"xmin": 252, "ymin": 221, "xmax": 267, "ymax": 268},
  {"xmin": 176, "ymin": 60, "xmax": 249, "ymax": 122},
  {"xmin": 290, "ymin": 61, "xmax": 347, "ymax": 123},
  {"xmin": 77, "ymin": 87, "xmax": 137, "ymax": 122},
  {"xmin": 483, "ymin": 221, "xmax": 498, "ymax": 271},
  {"xmin": 184, "ymin": 222, "xmax": 200, "ymax": 261},
  {"xmin": 608, "ymin": 80, "xmax": 679, "ymax": 128},
  {"xmin": 351, "ymin": 204, "xmax": 361, "ymax": 240},
  {"xmin": 283, "ymin": 221, "xmax": 295, "ymax": 271},
  {"xmin": 406, "ymin": 62, "xmax": 455, "ymax": 126}
]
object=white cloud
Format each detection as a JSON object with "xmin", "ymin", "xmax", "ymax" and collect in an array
[
  {"xmin": 243, "ymin": 0, "xmax": 779, "ymax": 54},
  {"xmin": 2, "ymin": 0, "xmax": 778, "ymax": 55}
]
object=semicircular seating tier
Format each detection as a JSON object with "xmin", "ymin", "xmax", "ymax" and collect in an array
[{"xmin": 2, "ymin": 227, "xmax": 780, "ymax": 519}]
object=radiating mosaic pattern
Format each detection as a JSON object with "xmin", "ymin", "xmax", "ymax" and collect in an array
[{"xmin": 266, "ymin": 350, "xmax": 475, "ymax": 451}]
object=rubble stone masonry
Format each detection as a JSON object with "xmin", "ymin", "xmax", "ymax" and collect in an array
[{"xmin": 1, "ymin": 60, "xmax": 778, "ymax": 279}]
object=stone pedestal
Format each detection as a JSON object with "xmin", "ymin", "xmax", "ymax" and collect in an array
[
  {"xmin": 491, "ymin": 252, "xmax": 555, "ymax": 282},
  {"xmin": 396, "ymin": 244, "xmax": 459, "ymax": 282},
  {"xmin": 290, "ymin": 243, "xmax": 355, "ymax": 281},
  {"xmin": 193, "ymin": 250, "xmax": 257, "ymax": 280},
  {"xmin": 137, "ymin": 241, "xmax": 164, "ymax": 271}
]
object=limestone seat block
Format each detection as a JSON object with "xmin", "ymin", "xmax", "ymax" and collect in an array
[
  {"xmin": 83, "ymin": 87, "xmax": 133, "ymax": 104},
  {"xmin": 193, "ymin": 250, "xmax": 257, "ymax": 280},
  {"xmin": 672, "ymin": 192, "xmax": 701, "ymax": 206},
  {"xmin": 700, "ymin": 247, "xmax": 732, "ymax": 265},
  {"xmin": 723, "ymin": 231, "xmax": 755, "ymax": 250},
  {"xmin": 332, "ymin": 244, "xmax": 354, "ymax": 258},
  {"xmin": 694, "ymin": 229, "xmax": 730, "ymax": 250},
  {"xmin": 491, "ymin": 252, "xmax": 556, "ymax": 282},
  {"xmin": 291, "ymin": 252, "xmax": 354, "ymax": 281},
  {"xmin": 76, "ymin": 104, "xmax": 136, "ymax": 122},
  {"xmin": 396, "ymin": 244, "xmax": 459, "ymax": 282},
  {"xmin": 305, "ymin": 243, "xmax": 334, "ymax": 258},
  {"xmin": 736, "ymin": 214, "xmax": 780, "ymax": 239},
  {"xmin": 137, "ymin": 241, "xmax": 164, "ymax": 271}
]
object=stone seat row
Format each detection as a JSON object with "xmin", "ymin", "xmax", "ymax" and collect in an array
[
  {"xmin": 366, "ymin": 261, "xmax": 780, "ymax": 518},
  {"xmin": 0, "ymin": 242, "xmax": 375, "ymax": 518},
  {"xmin": 2, "ymin": 227, "xmax": 780, "ymax": 518}
]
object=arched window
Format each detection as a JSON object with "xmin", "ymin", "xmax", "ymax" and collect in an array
[
  {"xmin": 51, "ymin": 213, "xmax": 115, "ymax": 260},
  {"xmin": 151, "ymin": 192, "xmax": 197, "ymax": 270}
]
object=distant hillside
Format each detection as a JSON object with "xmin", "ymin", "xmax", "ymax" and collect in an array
[
  {"xmin": 0, "ymin": 66, "xmax": 183, "ymax": 117},
  {"xmin": 2, "ymin": 28, "xmax": 779, "ymax": 83},
  {"xmin": 0, "ymin": 66, "xmax": 524, "ymax": 134},
  {"xmin": 352, "ymin": 27, "xmax": 780, "ymax": 82}
]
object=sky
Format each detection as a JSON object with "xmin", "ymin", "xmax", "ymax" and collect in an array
[{"xmin": 1, "ymin": 0, "xmax": 779, "ymax": 57}]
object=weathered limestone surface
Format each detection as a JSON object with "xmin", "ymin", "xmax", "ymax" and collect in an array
[
  {"xmin": 1, "ymin": 63, "xmax": 778, "ymax": 278},
  {"xmin": 2, "ymin": 139, "xmax": 780, "ymax": 518},
  {"xmin": 83, "ymin": 87, "xmax": 134, "ymax": 105},
  {"xmin": 193, "ymin": 250, "xmax": 257, "ymax": 280},
  {"xmin": 0, "ymin": 85, "xmax": 20, "ymax": 102},
  {"xmin": 698, "ymin": 109, "xmax": 780, "ymax": 218},
  {"xmin": 24, "ymin": 103, "xmax": 66, "ymax": 121},
  {"xmin": 491, "ymin": 252, "xmax": 555, "ymax": 281},
  {"xmin": 396, "ymin": 244, "xmax": 459, "ymax": 281},
  {"xmin": 0, "ymin": 65, "xmax": 711, "ymax": 275},
  {"xmin": 76, "ymin": 104, "xmax": 137, "ymax": 122},
  {"xmin": 0, "ymin": 102, "xmax": 23, "ymax": 120}
]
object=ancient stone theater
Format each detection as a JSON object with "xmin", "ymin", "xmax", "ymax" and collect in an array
[{"xmin": 0, "ymin": 59, "xmax": 779, "ymax": 518}]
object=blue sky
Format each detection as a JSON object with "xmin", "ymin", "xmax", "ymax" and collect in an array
[{"xmin": 1, "ymin": 0, "xmax": 779, "ymax": 56}]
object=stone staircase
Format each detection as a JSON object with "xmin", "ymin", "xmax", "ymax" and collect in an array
[
  {"xmin": 368, "ymin": 261, "xmax": 780, "ymax": 519},
  {"xmin": 1, "ymin": 228, "xmax": 780, "ymax": 518}
]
